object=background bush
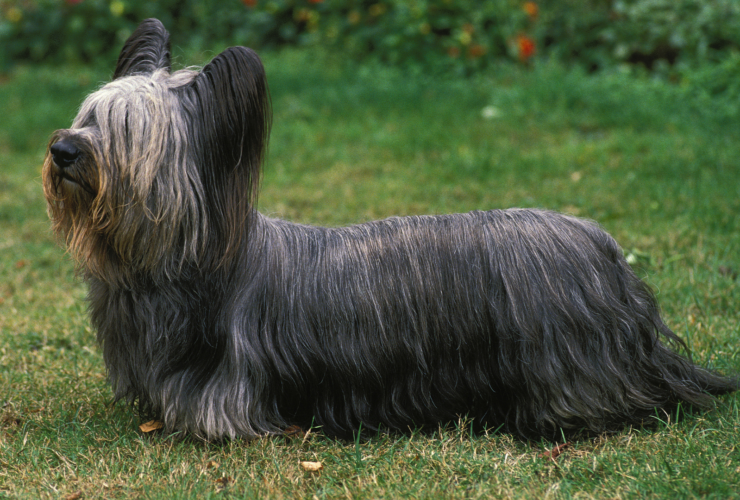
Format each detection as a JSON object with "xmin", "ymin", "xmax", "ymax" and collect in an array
[{"xmin": 2, "ymin": 0, "xmax": 740, "ymax": 92}]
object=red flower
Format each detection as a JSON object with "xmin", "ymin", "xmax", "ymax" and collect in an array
[{"xmin": 517, "ymin": 35, "xmax": 536, "ymax": 62}]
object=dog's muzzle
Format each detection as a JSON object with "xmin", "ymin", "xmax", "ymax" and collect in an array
[
  {"xmin": 50, "ymin": 139, "xmax": 81, "ymax": 168},
  {"xmin": 49, "ymin": 139, "xmax": 85, "ymax": 186}
]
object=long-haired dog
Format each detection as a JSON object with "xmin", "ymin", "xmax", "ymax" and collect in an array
[{"xmin": 44, "ymin": 19, "xmax": 736, "ymax": 441}]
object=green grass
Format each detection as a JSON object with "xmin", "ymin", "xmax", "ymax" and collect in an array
[{"xmin": 1, "ymin": 50, "xmax": 739, "ymax": 498}]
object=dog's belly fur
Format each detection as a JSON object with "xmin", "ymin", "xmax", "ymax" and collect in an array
[{"xmin": 89, "ymin": 208, "xmax": 727, "ymax": 440}]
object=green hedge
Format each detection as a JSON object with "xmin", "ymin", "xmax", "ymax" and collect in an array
[{"xmin": 2, "ymin": 0, "xmax": 739, "ymax": 82}]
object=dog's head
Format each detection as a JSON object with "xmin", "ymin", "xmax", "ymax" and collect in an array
[{"xmin": 43, "ymin": 19, "xmax": 271, "ymax": 285}]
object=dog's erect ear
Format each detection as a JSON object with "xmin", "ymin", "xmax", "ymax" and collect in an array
[
  {"xmin": 179, "ymin": 46, "xmax": 272, "ymax": 268},
  {"xmin": 184, "ymin": 46, "xmax": 271, "ymax": 178},
  {"xmin": 114, "ymin": 18, "xmax": 171, "ymax": 79}
]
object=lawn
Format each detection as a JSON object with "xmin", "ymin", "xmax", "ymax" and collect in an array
[{"xmin": 1, "ymin": 49, "xmax": 739, "ymax": 499}]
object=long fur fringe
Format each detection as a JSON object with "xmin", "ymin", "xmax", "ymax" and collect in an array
[{"xmin": 44, "ymin": 19, "xmax": 737, "ymax": 441}]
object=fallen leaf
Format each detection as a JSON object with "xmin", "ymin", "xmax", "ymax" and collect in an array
[
  {"xmin": 64, "ymin": 491, "xmax": 83, "ymax": 500},
  {"xmin": 539, "ymin": 442, "xmax": 571, "ymax": 461},
  {"xmin": 139, "ymin": 420, "xmax": 164, "ymax": 433},
  {"xmin": 300, "ymin": 461, "xmax": 324, "ymax": 472},
  {"xmin": 284, "ymin": 424, "xmax": 305, "ymax": 438},
  {"xmin": 215, "ymin": 476, "xmax": 233, "ymax": 489}
]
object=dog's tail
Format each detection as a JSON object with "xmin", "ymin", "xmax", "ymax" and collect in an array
[
  {"xmin": 489, "ymin": 210, "xmax": 738, "ymax": 437},
  {"xmin": 611, "ymin": 242, "xmax": 739, "ymax": 413},
  {"xmin": 650, "ymin": 319, "xmax": 738, "ymax": 403}
]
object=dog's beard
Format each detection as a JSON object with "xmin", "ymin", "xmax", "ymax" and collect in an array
[
  {"xmin": 43, "ymin": 164, "xmax": 97, "ymax": 240},
  {"xmin": 43, "ymin": 129, "xmax": 106, "ymax": 273}
]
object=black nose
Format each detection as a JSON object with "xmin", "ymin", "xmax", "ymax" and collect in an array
[{"xmin": 50, "ymin": 140, "xmax": 80, "ymax": 168}]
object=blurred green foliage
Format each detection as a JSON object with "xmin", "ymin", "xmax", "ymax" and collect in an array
[
  {"xmin": 1, "ymin": 0, "xmax": 739, "ymax": 91},
  {"xmin": 316, "ymin": 0, "xmax": 532, "ymax": 74},
  {"xmin": 0, "ymin": 0, "xmax": 325, "ymax": 67}
]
